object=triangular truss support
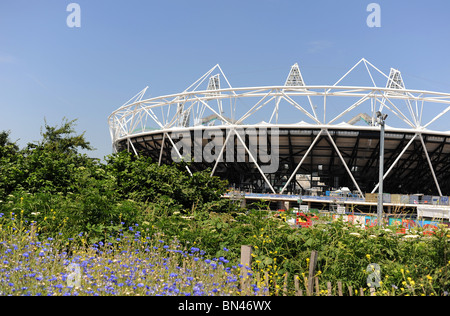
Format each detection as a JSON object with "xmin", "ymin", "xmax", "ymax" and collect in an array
[{"xmin": 285, "ymin": 63, "xmax": 306, "ymax": 87}]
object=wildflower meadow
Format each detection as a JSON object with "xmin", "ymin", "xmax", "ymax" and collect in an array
[{"xmin": 0, "ymin": 120, "xmax": 449, "ymax": 296}]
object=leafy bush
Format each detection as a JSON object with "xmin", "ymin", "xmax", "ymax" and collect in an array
[{"xmin": 0, "ymin": 119, "xmax": 231, "ymax": 244}]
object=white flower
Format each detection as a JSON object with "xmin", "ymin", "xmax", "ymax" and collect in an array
[
  {"xmin": 349, "ymin": 232, "xmax": 361, "ymax": 237},
  {"xmin": 403, "ymin": 235, "xmax": 420, "ymax": 239}
]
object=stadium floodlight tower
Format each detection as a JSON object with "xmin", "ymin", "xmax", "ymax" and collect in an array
[{"xmin": 109, "ymin": 59, "xmax": 450, "ymax": 198}]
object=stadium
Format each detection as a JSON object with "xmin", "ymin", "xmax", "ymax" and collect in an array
[{"xmin": 108, "ymin": 59, "xmax": 450, "ymax": 203}]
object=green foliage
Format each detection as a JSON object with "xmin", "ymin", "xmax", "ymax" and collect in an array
[
  {"xmin": 1, "ymin": 118, "xmax": 449, "ymax": 296},
  {"xmin": 0, "ymin": 119, "xmax": 231, "ymax": 244},
  {"xmin": 104, "ymin": 151, "xmax": 228, "ymax": 212}
]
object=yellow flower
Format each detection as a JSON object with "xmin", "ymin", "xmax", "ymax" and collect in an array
[
  {"xmin": 426, "ymin": 275, "xmax": 432, "ymax": 281},
  {"xmin": 366, "ymin": 254, "xmax": 371, "ymax": 260}
]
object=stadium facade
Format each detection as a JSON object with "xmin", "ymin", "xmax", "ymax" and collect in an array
[{"xmin": 108, "ymin": 59, "xmax": 450, "ymax": 197}]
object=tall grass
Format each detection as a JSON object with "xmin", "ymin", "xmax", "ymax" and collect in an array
[{"xmin": 0, "ymin": 213, "xmax": 265, "ymax": 296}]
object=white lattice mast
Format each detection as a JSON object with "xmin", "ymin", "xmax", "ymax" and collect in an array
[
  {"xmin": 383, "ymin": 68, "xmax": 419, "ymax": 126},
  {"xmin": 205, "ymin": 74, "xmax": 224, "ymax": 124},
  {"xmin": 282, "ymin": 62, "xmax": 318, "ymax": 121},
  {"xmin": 285, "ymin": 63, "xmax": 306, "ymax": 87},
  {"xmin": 207, "ymin": 74, "xmax": 221, "ymax": 94},
  {"xmin": 386, "ymin": 68, "xmax": 405, "ymax": 91}
]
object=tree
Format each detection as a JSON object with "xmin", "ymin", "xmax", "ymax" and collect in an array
[
  {"xmin": 1, "ymin": 118, "xmax": 96, "ymax": 196},
  {"xmin": 0, "ymin": 130, "xmax": 21, "ymax": 198},
  {"xmin": 27, "ymin": 117, "xmax": 94, "ymax": 154},
  {"xmin": 0, "ymin": 130, "xmax": 19, "ymax": 158}
]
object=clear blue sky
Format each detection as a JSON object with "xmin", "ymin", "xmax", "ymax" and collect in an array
[{"xmin": 1, "ymin": 0, "xmax": 450, "ymax": 159}]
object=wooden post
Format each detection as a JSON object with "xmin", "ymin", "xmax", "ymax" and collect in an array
[
  {"xmin": 327, "ymin": 282, "xmax": 332, "ymax": 296},
  {"xmin": 264, "ymin": 271, "xmax": 269, "ymax": 289},
  {"xmin": 274, "ymin": 279, "xmax": 278, "ymax": 296},
  {"xmin": 348, "ymin": 285, "xmax": 353, "ymax": 296},
  {"xmin": 283, "ymin": 272, "xmax": 288, "ymax": 296},
  {"xmin": 240, "ymin": 245, "xmax": 252, "ymax": 295},
  {"xmin": 256, "ymin": 272, "xmax": 261, "ymax": 296},
  {"xmin": 360, "ymin": 288, "xmax": 364, "ymax": 296},
  {"xmin": 241, "ymin": 245, "xmax": 252, "ymax": 268},
  {"xmin": 294, "ymin": 275, "xmax": 300, "ymax": 296},
  {"xmin": 338, "ymin": 281, "xmax": 343, "ymax": 296},
  {"xmin": 307, "ymin": 250, "xmax": 318, "ymax": 296},
  {"xmin": 315, "ymin": 277, "xmax": 320, "ymax": 296}
]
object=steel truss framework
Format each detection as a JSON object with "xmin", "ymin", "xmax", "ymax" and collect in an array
[{"xmin": 108, "ymin": 59, "xmax": 450, "ymax": 197}]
